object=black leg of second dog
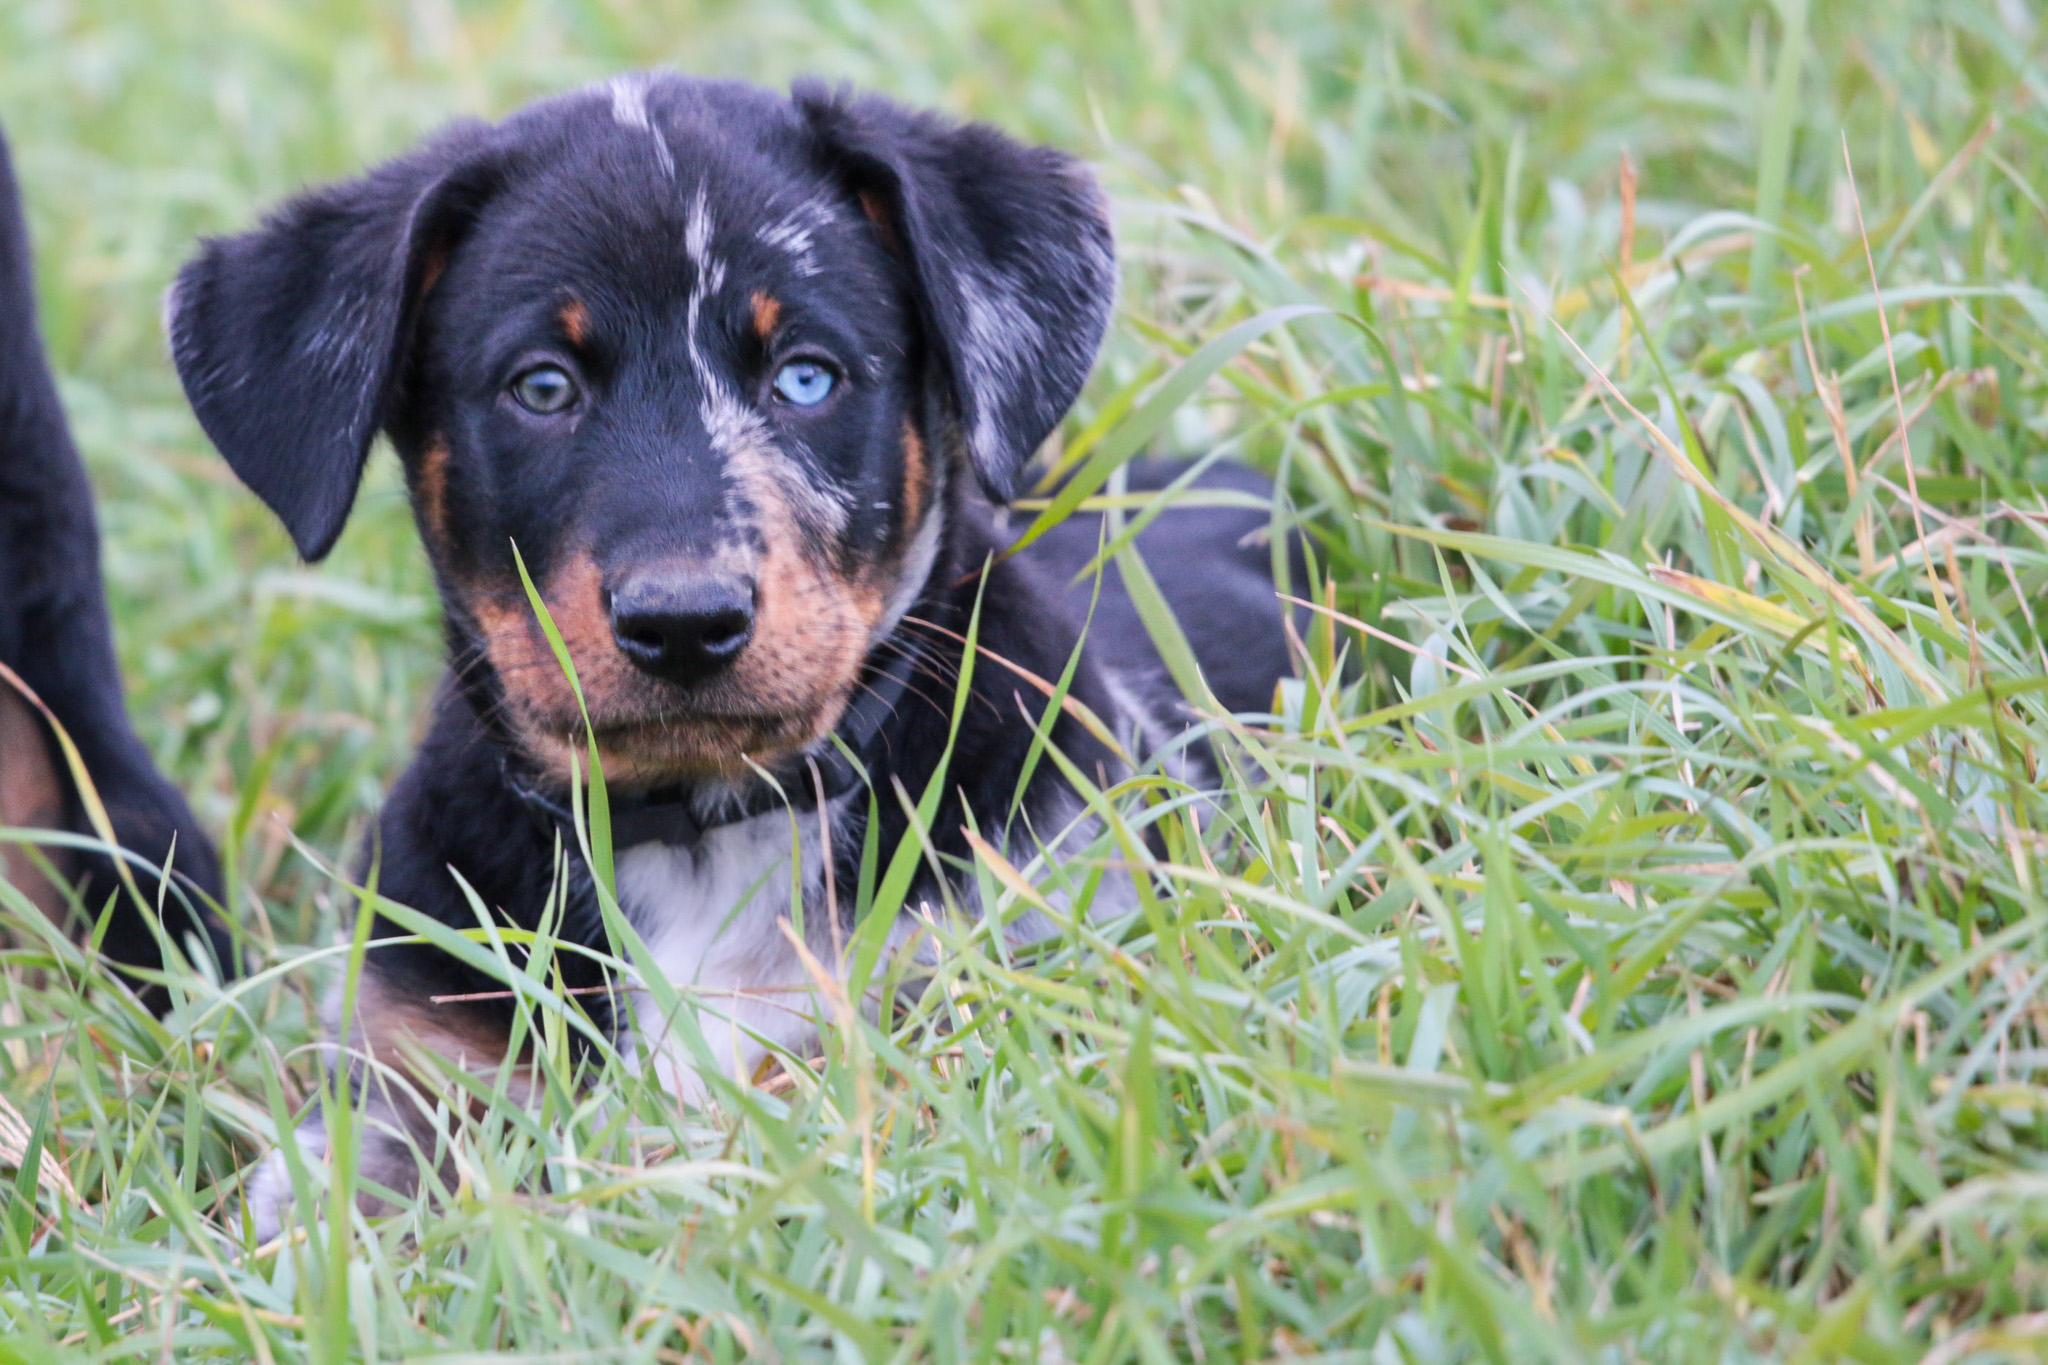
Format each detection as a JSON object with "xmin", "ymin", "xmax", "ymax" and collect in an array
[{"xmin": 0, "ymin": 127, "xmax": 231, "ymax": 1001}]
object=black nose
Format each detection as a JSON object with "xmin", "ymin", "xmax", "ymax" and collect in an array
[{"xmin": 608, "ymin": 573, "xmax": 755, "ymax": 685}]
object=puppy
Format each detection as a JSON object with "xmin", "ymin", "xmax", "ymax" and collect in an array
[
  {"xmin": 168, "ymin": 74, "xmax": 1297, "ymax": 1231},
  {"xmin": 0, "ymin": 127, "xmax": 228, "ymax": 1001}
]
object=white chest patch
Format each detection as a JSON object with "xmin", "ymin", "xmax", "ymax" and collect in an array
[{"xmin": 615, "ymin": 801, "xmax": 841, "ymax": 1098}]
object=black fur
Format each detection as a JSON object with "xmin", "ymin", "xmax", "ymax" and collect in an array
[
  {"xmin": 1019, "ymin": 458, "xmax": 1301, "ymax": 719},
  {"xmin": 0, "ymin": 128, "xmax": 229, "ymax": 998}
]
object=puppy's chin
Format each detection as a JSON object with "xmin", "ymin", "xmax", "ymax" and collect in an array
[{"xmin": 514, "ymin": 698, "xmax": 851, "ymax": 790}]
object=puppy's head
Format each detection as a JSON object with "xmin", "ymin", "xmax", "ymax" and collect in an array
[{"xmin": 168, "ymin": 75, "xmax": 1115, "ymax": 786}]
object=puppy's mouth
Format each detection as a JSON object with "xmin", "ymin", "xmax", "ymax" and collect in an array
[
  {"xmin": 524, "ymin": 693, "xmax": 853, "ymax": 787},
  {"xmin": 464, "ymin": 547, "xmax": 882, "ymax": 788},
  {"xmin": 583, "ymin": 705, "xmax": 822, "ymax": 749}
]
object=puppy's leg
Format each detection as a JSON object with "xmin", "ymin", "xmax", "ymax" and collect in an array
[
  {"xmin": 244, "ymin": 1117, "xmax": 326, "ymax": 1246},
  {"xmin": 246, "ymin": 960, "xmax": 533, "ymax": 1240}
]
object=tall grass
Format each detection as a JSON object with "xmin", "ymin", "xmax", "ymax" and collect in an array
[{"xmin": 4, "ymin": 0, "xmax": 2048, "ymax": 1358}]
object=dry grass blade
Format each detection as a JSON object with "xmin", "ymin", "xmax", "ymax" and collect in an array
[{"xmin": 0, "ymin": 1090, "xmax": 78, "ymax": 1207}]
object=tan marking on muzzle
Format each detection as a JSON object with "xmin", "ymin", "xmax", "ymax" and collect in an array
[
  {"xmin": 462, "ymin": 404, "xmax": 922, "ymax": 787},
  {"xmin": 463, "ymin": 547, "xmax": 820, "ymax": 786},
  {"xmin": 469, "ymin": 549, "xmax": 631, "ymax": 740},
  {"xmin": 722, "ymin": 437, "xmax": 885, "ymax": 719},
  {"xmin": 750, "ymin": 291, "xmax": 781, "ymax": 340},
  {"xmin": 0, "ymin": 688, "xmax": 73, "ymax": 923}
]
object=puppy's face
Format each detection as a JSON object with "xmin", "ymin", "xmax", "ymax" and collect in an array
[
  {"xmin": 171, "ymin": 76, "xmax": 1115, "ymax": 787},
  {"xmin": 404, "ymin": 129, "xmax": 934, "ymax": 782}
]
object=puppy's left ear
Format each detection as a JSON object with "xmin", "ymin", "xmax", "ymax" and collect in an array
[
  {"xmin": 165, "ymin": 129, "xmax": 505, "ymax": 561},
  {"xmin": 797, "ymin": 84, "xmax": 1117, "ymax": 503}
]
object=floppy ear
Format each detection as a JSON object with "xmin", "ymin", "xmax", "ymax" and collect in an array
[
  {"xmin": 166, "ymin": 129, "xmax": 503, "ymax": 561},
  {"xmin": 796, "ymin": 83, "xmax": 1117, "ymax": 503}
]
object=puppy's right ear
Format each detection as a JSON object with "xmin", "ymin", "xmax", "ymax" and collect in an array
[{"xmin": 167, "ymin": 129, "xmax": 504, "ymax": 561}]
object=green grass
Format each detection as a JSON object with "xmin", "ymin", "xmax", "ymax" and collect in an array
[{"xmin": 5, "ymin": 0, "xmax": 2048, "ymax": 1358}]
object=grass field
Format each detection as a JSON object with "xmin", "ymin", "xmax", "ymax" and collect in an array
[{"xmin": 5, "ymin": 0, "xmax": 2048, "ymax": 1358}]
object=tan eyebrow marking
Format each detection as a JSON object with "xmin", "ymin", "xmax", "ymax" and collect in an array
[
  {"xmin": 750, "ymin": 290, "xmax": 782, "ymax": 340},
  {"xmin": 559, "ymin": 298, "xmax": 590, "ymax": 346}
]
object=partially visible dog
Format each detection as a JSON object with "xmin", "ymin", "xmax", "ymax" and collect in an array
[
  {"xmin": 0, "ymin": 129, "xmax": 228, "ymax": 1001},
  {"xmin": 167, "ymin": 73, "xmax": 1300, "ymax": 1233}
]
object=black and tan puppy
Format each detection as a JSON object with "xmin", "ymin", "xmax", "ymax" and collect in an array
[
  {"xmin": 169, "ymin": 74, "xmax": 1296, "ymax": 1230},
  {"xmin": 0, "ymin": 128, "xmax": 228, "ymax": 1000}
]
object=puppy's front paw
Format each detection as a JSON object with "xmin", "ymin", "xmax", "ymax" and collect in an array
[
  {"xmin": 242, "ymin": 1105, "xmax": 441, "ymax": 1243},
  {"xmin": 242, "ymin": 1120, "xmax": 327, "ymax": 1245}
]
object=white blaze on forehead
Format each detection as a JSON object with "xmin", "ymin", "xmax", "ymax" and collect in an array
[
  {"xmin": 682, "ymin": 184, "xmax": 848, "ymax": 537},
  {"xmin": 685, "ymin": 186, "xmax": 728, "ymax": 297},
  {"xmin": 685, "ymin": 185, "xmax": 715, "ymax": 268},
  {"xmin": 683, "ymin": 185, "xmax": 724, "ymax": 385},
  {"xmin": 607, "ymin": 73, "xmax": 675, "ymax": 179},
  {"xmin": 608, "ymin": 73, "xmax": 649, "ymax": 126}
]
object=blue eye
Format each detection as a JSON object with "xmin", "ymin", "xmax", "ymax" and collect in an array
[
  {"xmin": 772, "ymin": 360, "xmax": 836, "ymax": 407},
  {"xmin": 510, "ymin": 364, "xmax": 578, "ymax": 414}
]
